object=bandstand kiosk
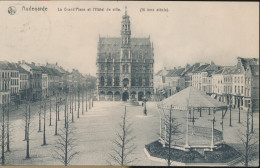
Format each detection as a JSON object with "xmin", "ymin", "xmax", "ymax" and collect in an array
[{"xmin": 157, "ymin": 86, "xmax": 228, "ymax": 152}]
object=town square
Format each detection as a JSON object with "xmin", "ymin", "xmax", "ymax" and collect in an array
[{"xmin": 0, "ymin": 1, "xmax": 259, "ymax": 167}]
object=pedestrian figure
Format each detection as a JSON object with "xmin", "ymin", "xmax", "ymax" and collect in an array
[{"xmin": 143, "ymin": 98, "xmax": 147, "ymax": 116}]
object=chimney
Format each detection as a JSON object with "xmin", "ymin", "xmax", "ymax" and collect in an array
[
  {"xmin": 22, "ymin": 60, "xmax": 25, "ymax": 64},
  {"xmin": 56, "ymin": 62, "xmax": 58, "ymax": 65},
  {"xmin": 174, "ymin": 67, "xmax": 176, "ymax": 70},
  {"xmin": 31, "ymin": 62, "xmax": 35, "ymax": 66},
  {"xmin": 18, "ymin": 61, "xmax": 21, "ymax": 64}
]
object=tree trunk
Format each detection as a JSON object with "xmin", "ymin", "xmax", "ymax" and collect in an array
[
  {"xmin": 82, "ymin": 88, "xmax": 84, "ymax": 114},
  {"xmin": 26, "ymin": 103, "xmax": 31, "ymax": 159},
  {"xmin": 43, "ymin": 99, "xmax": 46, "ymax": 145},
  {"xmin": 73, "ymin": 92, "xmax": 77, "ymax": 112},
  {"xmin": 1, "ymin": 104, "xmax": 5, "ymax": 164},
  {"xmin": 65, "ymin": 94, "xmax": 67, "ymax": 128},
  {"xmin": 58, "ymin": 94, "xmax": 60, "ymax": 121},
  {"xmin": 229, "ymin": 104, "xmax": 232, "ymax": 126},
  {"xmin": 89, "ymin": 90, "xmax": 91, "ymax": 110},
  {"xmin": 86, "ymin": 89, "xmax": 88, "ymax": 112},
  {"xmin": 245, "ymin": 108, "xmax": 249, "ymax": 167},
  {"xmin": 49, "ymin": 97, "xmax": 52, "ymax": 126},
  {"xmin": 251, "ymin": 106, "xmax": 253, "ymax": 133},
  {"xmin": 168, "ymin": 106, "xmax": 172, "ymax": 166},
  {"xmin": 121, "ymin": 106, "xmax": 127, "ymax": 166},
  {"xmin": 77, "ymin": 91, "xmax": 80, "ymax": 118},
  {"xmin": 7, "ymin": 103, "xmax": 10, "ymax": 152},
  {"xmin": 72, "ymin": 92, "xmax": 74, "ymax": 123},
  {"xmin": 55, "ymin": 95, "xmax": 58, "ymax": 135},
  {"xmin": 24, "ymin": 104, "xmax": 28, "ymax": 140},
  {"xmin": 38, "ymin": 100, "xmax": 42, "ymax": 132}
]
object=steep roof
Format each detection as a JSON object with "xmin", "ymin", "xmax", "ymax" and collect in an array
[
  {"xmin": 214, "ymin": 66, "xmax": 236, "ymax": 75},
  {"xmin": 239, "ymin": 57, "xmax": 258, "ymax": 70},
  {"xmin": 25, "ymin": 63, "xmax": 42, "ymax": 71},
  {"xmin": 14, "ymin": 63, "xmax": 30, "ymax": 74},
  {"xmin": 192, "ymin": 64, "xmax": 210, "ymax": 73},
  {"xmin": 166, "ymin": 68, "xmax": 185, "ymax": 77},
  {"xmin": 158, "ymin": 86, "xmax": 227, "ymax": 110},
  {"xmin": 182, "ymin": 63, "xmax": 201, "ymax": 75},
  {"xmin": 155, "ymin": 70, "xmax": 163, "ymax": 75},
  {"xmin": 250, "ymin": 65, "xmax": 259, "ymax": 77},
  {"xmin": 40, "ymin": 66, "xmax": 62, "ymax": 76},
  {"xmin": 0, "ymin": 61, "xmax": 14, "ymax": 70},
  {"xmin": 98, "ymin": 37, "xmax": 152, "ymax": 59}
]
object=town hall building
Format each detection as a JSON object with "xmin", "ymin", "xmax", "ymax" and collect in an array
[{"xmin": 96, "ymin": 9, "xmax": 154, "ymax": 101}]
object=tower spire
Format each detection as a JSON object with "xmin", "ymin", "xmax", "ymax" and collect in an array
[{"xmin": 125, "ymin": 6, "xmax": 127, "ymax": 15}]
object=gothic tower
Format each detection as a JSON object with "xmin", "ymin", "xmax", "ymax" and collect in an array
[{"xmin": 120, "ymin": 7, "xmax": 132, "ymax": 97}]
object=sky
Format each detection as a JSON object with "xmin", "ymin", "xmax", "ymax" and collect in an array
[{"xmin": 0, "ymin": 1, "xmax": 259, "ymax": 75}]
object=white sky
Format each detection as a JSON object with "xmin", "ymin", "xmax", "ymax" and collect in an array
[{"xmin": 0, "ymin": 1, "xmax": 259, "ymax": 75}]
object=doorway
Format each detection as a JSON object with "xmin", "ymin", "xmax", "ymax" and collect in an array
[{"xmin": 122, "ymin": 92, "xmax": 129, "ymax": 101}]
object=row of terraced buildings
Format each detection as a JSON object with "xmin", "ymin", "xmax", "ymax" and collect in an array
[
  {"xmin": 154, "ymin": 57, "xmax": 259, "ymax": 112},
  {"xmin": 0, "ymin": 60, "xmax": 91, "ymax": 105}
]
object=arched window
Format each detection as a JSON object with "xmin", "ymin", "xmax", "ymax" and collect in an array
[
  {"xmin": 123, "ymin": 50, "xmax": 128, "ymax": 59},
  {"xmin": 139, "ymin": 77, "xmax": 142, "ymax": 86},
  {"xmin": 114, "ymin": 76, "xmax": 120, "ymax": 86},
  {"xmin": 100, "ymin": 76, "xmax": 104, "ymax": 86},
  {"xmin": 123, "ymin": 78, "xmax": 129, "ymax": 87},
  {"xmin": 131, "ymin": 77, "xmax": 136, "ymax": 86},
  {"xmin": 101, "ymin": 64, "xmax": 105, "ymax": 71},
  {"xmin": 107, "ymin": 76, "xmax": 112, "ymax": 86},
  {"xmin": 123, "ymin": 64, "xmax": 129, "ymax": 73},
  {"xmin": 115, "ymin": 64, "xmax": 120, "ymax": 72},
  {"xmin": 107, "ymin": 63, "xmax": 112, "ymax": 71},
  {"xmin": 145, "ymin": 77, "xmax": 149, "ymax": 86}
]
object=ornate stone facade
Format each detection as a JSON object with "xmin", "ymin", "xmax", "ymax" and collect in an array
[{"xmin": 96, "ymin": 9, "xmax": 154, "ymax": 101}]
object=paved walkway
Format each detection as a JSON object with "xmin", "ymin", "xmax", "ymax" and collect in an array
[{"xmin": 3, "ymin": 101, "xmax": 259, "ymax": 166}]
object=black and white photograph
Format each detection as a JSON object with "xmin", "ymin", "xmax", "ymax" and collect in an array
[{"xmin": 0, "ymin": 1, "xmax": 259, "ymax": 167}]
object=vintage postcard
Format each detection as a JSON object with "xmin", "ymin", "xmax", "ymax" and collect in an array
[{"xmin": 0, "ymin": 1, "xmax": 259, "ymax": 167}]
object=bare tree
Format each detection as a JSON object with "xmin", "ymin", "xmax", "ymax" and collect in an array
[
  {"xmin": 53, "ymin": 95, "xmax": 79, "ymax": 166},
  {"xmin": 82, "ymin": 86, "xmax": 84, "ymax": 114},
  {"xmin": 24, "ymin": 101, "xmax": 31, "ymax": 159},
  {"xmin": 108, "ymin": 106, "xmax": 137, "ymax": 166},
  {"xmin": 38, "ymin": 99, "xmax": 42, "ymax": 132},
  {"xmin": 49, "ymin": 97, "xmax": 52, "ymax": 126},
  {"xmin": 1, "ymin": 103, "xmax": 6, "ymax": 165},
  {"xmin": 55, "ymin": 93, "xmax": 58, "ymax": 136},
  {"xmin": 71, "ymin": 91, "xmax": 74, "ymax": 123},
  {"xmin": 237, "ymin": 106, "xmax": 259, "ymax": 167},
  {"xmin": 77, "ymin": 86, "xmax": 80, "ymax": 118},
  {"xmin": 42, "ymin": 98, "xmax": 47, "ymax": 145},
  {"xmin": 163, "ymin": 106, "xmax": 182, "ymax": 166},
  {"xmin": 89, "ymin": 89, "xmax": 91, "ymax": 110},
  {"xmin": 6, "ymin": 103, "xmax": 10, "ymax": 152},
  {"xmin": 85, "ymin": 88, "xmax": 88, "ymax": 112}
]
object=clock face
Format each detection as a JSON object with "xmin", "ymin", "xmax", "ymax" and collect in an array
[{"xmin": 0, "ymin": 7, "xmax": 51, "ymax": 53}]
